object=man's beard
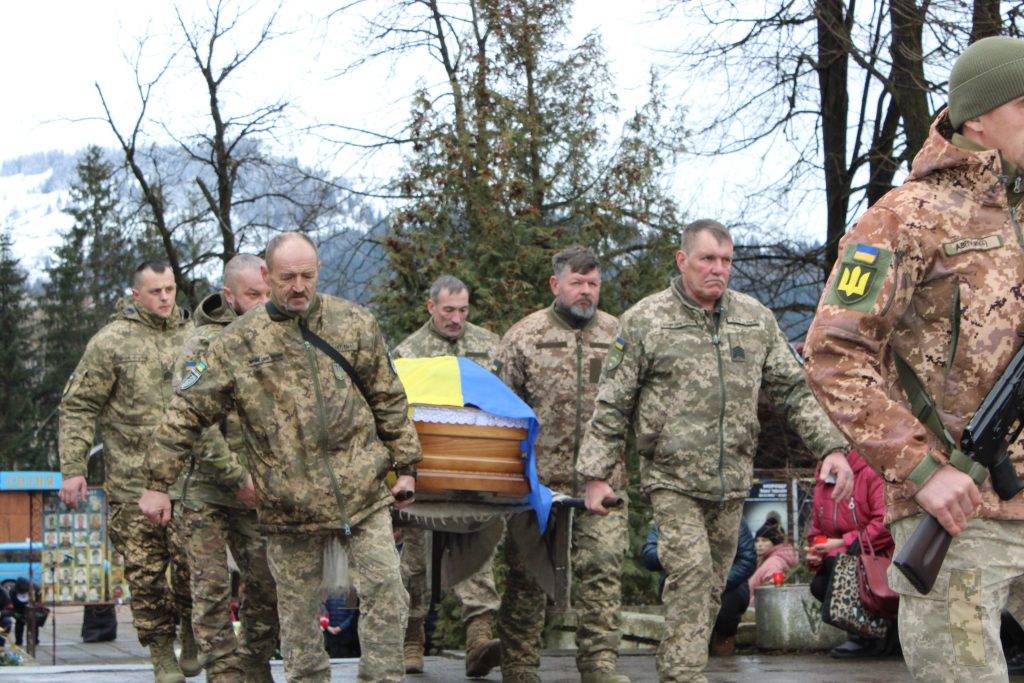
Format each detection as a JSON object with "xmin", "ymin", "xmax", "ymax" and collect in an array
[{"xmin": 569, "ymin": 302, "xmax": 596, "ymax": 319}]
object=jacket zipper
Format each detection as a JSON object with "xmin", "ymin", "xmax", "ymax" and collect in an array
[
  {"xmin": 572, "ymin": 330, "xmax": 583, "ymax": 496},
  {"xmin": 712, "ymin": 313, "xmax": 726, "ymax": 499},
  {"xmin": 879, "ymin": 251, "xmax": 903, "ymax": 317},
  {"xmin": 304, "ymin": 339, "xmax": 352, "ymax": 535},
  {"xmin": 1011, "ymin": 204, "xmax": 1024, "ymax": 249},
  {"xmin": 944, "ymin": 278, "xmax": 961, "ymax": 372}
]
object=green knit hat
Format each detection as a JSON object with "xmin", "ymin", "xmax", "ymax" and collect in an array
[{"xmin": 949, "ymin": 36, "xmax": 1024, "ymax": 129}]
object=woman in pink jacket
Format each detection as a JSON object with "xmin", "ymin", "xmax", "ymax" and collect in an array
[
  {"xmin": 748, "ymin": 515, "xmax": 797, "ymax": 603},
  {"xmin": 806, "ymin": 449, "xmax": 894, "ymax": 658}
]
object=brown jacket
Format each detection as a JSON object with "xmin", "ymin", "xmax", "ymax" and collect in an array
[{"xmin": 804, "ymin": 111, "xmax": 1024, "ymax": 523}]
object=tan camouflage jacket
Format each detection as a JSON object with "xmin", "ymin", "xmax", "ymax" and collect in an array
[
  {"xmin": 393, "ymin": 319, "xmax": 499, "ymax": 366},
  {"xmin": 805, "ymin": 111, "xmax": 1024, "ymax": 523},
  {"xmin": 145, "ymin": 293, "xmax": 422, "ymax": 534},
  {"xmin": 578, "ymin": 278, "xmax": 846, "ymax": 500},
  {"xmin": 175, "ymin": 293, "xmax": 250, "ymax": 510},
  {"xmin": 496, "ymin": 304, "xmax": 624, "ymax": 495},
  {"xmin": 59, "ymin": 301, "xmax": 190, "ymax": 503}
]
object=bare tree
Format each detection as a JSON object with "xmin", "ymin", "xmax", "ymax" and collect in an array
[
  {"xmin": 664, "ymin": 0, "xmax": 1019, "ymax": 276},
  {"xmin": 97, "ymin": 1, "xmax": 343, "ymax": 306}
]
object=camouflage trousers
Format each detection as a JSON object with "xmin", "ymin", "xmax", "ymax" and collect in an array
[
  {"xmin": 400, "ymin": 522, "xmax": 502, "ymax": 622},
  {"xmin": 265, "ymin": 506, "xmax": 408, "ymax": 683},
  {"xmin": 650, "ymin": 490, "xmax": 744, "ymax": 683},
  {"xmin": 176, "ymin": 501, "xmax": 279, "ymax": 675},
  {"xmin": 498, "ymin": 500, "xmax": 628, "ymax": 675},
  {"xmin": 890, "ymin": 515, "xmax": 1024, "ymax": 682},
  {"xmin": 107, "ymin": 501, "xmax": 192, "ymax": 646}
]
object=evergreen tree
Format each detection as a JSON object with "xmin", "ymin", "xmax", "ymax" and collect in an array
[
  {"xmin": 35, "ymin": 146, "xmax": 133, "ymax": 463},
  {"xmin": 375, "ymin": 0, "xmax": 683, "ymax": 339},
  {"xmin": 0, "ymin": 230, "xmax": 39, "ymax": 469}
]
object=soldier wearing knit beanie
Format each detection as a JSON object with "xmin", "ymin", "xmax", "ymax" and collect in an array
[{"xmin": 949, "ymin": 36, "xmax": 1024, "ymax": 130}]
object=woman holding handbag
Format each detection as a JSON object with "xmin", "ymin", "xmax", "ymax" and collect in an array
[{"xmin": 806, "ymin": 449, "xmax": 895, "ymax": 658}]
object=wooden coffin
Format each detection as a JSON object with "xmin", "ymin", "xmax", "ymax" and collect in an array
[{"xmin": 413, "ymin": 420, "xmax": 529, "ymax": 496}]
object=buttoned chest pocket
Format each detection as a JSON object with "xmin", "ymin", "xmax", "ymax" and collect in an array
[
  {"xmin": 114, "ymin": 354, "xmax": 147, "ymax": 396},
  {"xmin": 722, "ymin": 317, "xmax": 767, "ymax": 369},
  {"xmin": 648, "ymin": 324, "xmax": 709, "ymax": 378},
  {"xmin": 330, "ymin": 345, "xmax": 360, "ymax": 391}
]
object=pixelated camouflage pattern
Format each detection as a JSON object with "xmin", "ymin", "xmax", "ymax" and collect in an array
[
  {"xmin": 649, "ymin": 490, "xmax": 743, "ymax": 683},
  {"xmin": 804, "ymin": 110, "xmax": 1024, "ymax": 523},
  {"xmin": 175, "ymin": 293, "xmax": 249, "ymax": 509},
  {"xmin": 496, "ymin": 305, "xmax": 624, "ymax": 495},
  {"xmin": 59, "ymin": 300, "xmax": 190, "ymax": 502},
  {"xmin": 394, "ymin": 317, "xmax": 502, "ymax": 623},
  {"xmin": 392, "ymin": 318, "xmax": 500, "ymax": 366},
  {"xmin": 578, "ymin": 278, "xmax": 846, "ymax": 500},
  {"xmin": 106, "ymin": 501, "xmax": 192, "ymax": 645},
  {"xmin": 498, "ymin": 503, "xmax": 628, "ymax": 675},
  {"xmin": 145, "ymin": 293, "xmax": 421, "ymax": 534},
  {"xmin": 266, "ymin": 507, "xmax": 407, "ymax": 683},
  {"xmin": 889, "ymin": 515, "xmax": 1024, "ymax": 681},
  {"xmin": 176, "ymin": 503, "xmax": 278, "ymax": 675}
]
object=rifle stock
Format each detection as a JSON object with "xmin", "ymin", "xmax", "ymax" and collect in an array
[{"xmin": 892, "ymin": 513, "xmax": 952, "ymax": 594}]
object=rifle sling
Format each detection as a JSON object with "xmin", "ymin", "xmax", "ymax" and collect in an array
[
  {"xmin": 893, "ymin": 353, "xmax": 955, "ymax": 452},
  {"xmin": 894, "ymin": 354, "xmax": 986, "ymax": 485},
  {"xmin": 298, "ymin": 320, "xmax": 374, "ymax": 406}
]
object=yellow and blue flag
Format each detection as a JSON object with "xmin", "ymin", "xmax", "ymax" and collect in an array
[
  {"xmin": 394, "ymin": 356, "xmax": 552, "ymax": 530},
  {"xmin": 852, "ymin": 244, "xmax": 879, "ymax": 264}
]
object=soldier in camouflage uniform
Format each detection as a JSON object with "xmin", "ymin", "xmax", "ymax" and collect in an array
[
  {"xmin": 173, "ymin": 255, "xmax": 279, "ymax": 683},
  {"xmin": 494, "ymin": 246, "xmax": 629, "ymax": 683},
  {"xmin": 804, "ymin": 38, "xmax": 1024, "ymax": 683},
  {"xmin": 577, "ymin": 222, "xmax": 852, "ymax": 683},
  {"xmin": 139, "ymin": 233, "xmax": 420, "ymax": 683},
  {"xmin": 59, "ymin": 262, "xmax": 199, "ymax": 683},
  {"xmin": 392, "ymin": 274, "xmax": 503, "ymax": 677}
]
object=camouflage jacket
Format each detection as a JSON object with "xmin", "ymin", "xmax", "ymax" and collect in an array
[
  {"xmin": 145, "ymin": 293, "xmax": 422, "ymax": 534},
  {"xmin": 804, "ymin": 111, "xmax": 1024, "ymax": 523},
  {"xmin": 59, "ymin": 301, "xmax": 190, "ymax": 503},
  {"xmin": 393, "ymin": 319, "xmax": 500, "ymax": 365},
  {"xmin": 578, "ymin": 278, "xmax": 846, "ymax": 501},
  {"xmin": 176, "ymin": 293, "xmax": 250, "ymax": 510},
  {"xmin": 496, "ymin": 304, "xmax": 623, "ymax": 495}
]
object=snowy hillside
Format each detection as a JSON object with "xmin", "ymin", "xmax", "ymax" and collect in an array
[{"xmin": 0, "ymin": 167, "xmax": 72, "ymax": 279}]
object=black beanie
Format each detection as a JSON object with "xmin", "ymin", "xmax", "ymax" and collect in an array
[{"xmin": 755, "ymin": 516, "xmax": 785, "ymax": 546}]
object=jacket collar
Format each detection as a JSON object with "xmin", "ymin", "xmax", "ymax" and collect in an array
[
  {"xmin": 546, "ymin": 302, "xmax": 598, "ymax": 331},
  {"xmin": 266, "ymin": 293, "xmax": 322, "ymax": 325},
  {"xmin": 670, "ymin": 276, "xmax": 727, "ymax": 317},
  {"xmin": 426, "ymin": 318, "xmax": 462, "ymax": 344},
  {"xmin": 908, "ymin": 109, "xmax": 1012, "ymax": 208}
]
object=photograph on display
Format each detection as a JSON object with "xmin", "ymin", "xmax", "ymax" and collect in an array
[{"xmin": 41, "ymin": 488, "xmax": 111, "ymax": 604}]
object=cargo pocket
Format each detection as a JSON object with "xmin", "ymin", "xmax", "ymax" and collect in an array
[{"xmin": 947, "ymin": 568, "xmax": 988, "ymax": 668}]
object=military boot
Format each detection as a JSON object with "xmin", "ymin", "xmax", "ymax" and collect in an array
[
  {"xmin": 464, "ymin": 613, "xmax": 501, "ymax": 677},
  {"xmin": 403, "ymin": 617, "xmax": 425, "ymax": 674},
  {"xmin": 243, "ymin": 660, "xmax": 275, "ymax": 683},
  {"xmin": 149, "ymin": 634, "xmax": 186, "ymax": 683},
  {"xmin": 177, "ymin": 622, "xmax": 202, "ymax": 677},
  {"xmin": 580, "ymin": 670, "xmax": 631, "ymax": 683},
  {"xmin": 500, "ymin": 667, "xmax": 541, "ymax": 683}
]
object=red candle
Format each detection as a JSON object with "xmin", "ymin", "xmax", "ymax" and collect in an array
[
  {"xmin": 771, "ymin": 571, "xmax": 785, "ymax": 586},
  {"xmin": 813, "ymin": 535, "xmax": 828, "ymax": 546},
  {"xmin": 319, "ymin": 616, "xmax": 330, "ymax": 629}
]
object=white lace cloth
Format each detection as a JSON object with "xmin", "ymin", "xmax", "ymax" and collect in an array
[{"xmin": 411, "ymin": 404, "xmax": 529, "ymax": 430}]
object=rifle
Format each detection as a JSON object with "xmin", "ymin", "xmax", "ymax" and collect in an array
[{"xmin": 893, "ymin": 343, "xmax": 1024, "ymax": 594}]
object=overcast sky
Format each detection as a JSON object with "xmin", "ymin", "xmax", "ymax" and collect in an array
[{"xmin": 0, "ymin": 1, "xmax": 821, "ymax": 242}]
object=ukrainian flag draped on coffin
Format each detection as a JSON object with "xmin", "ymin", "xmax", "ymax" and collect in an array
[{"xmin": 394, "ymin": 356, "xmax": 553, "ymax": 530}]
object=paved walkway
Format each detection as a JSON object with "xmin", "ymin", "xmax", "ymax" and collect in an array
[
  {"xmin": 2, "ymin": 651, "xmax": 916, "ymax": 682},
  {"xmin": 0, "ymin": 605, "xmax": 994, "ymax": 681}
]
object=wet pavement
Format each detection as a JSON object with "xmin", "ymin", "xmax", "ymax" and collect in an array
[
  {"xmin": 2, "ymin": 650, "xmax": 916, "ymax": 682},
  {"xmin": 0, "ymin": 605, "xmax": 985, "ymax": 681}
]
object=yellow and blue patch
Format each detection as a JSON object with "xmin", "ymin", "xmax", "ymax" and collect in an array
[
  {"xmin": 852, "ymin": 244, "xmax": 879, "ymax": 264},
  {"xmin": 179, "ymin": 360, "xmax": 207, "ymax": 391}
]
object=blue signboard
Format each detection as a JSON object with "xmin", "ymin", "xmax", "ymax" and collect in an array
[{"xmin": 0, "ymin": 471, "xmax": 62, "ymax": 492}]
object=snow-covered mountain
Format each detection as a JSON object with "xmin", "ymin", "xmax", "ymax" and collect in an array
[
  {"xmin": 0, "ymin": 158, "xmax": 77, "ymax": 279},
  {"xmin": 0, "ymin": 149, "xmax": 390, "ymax": 303}
]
